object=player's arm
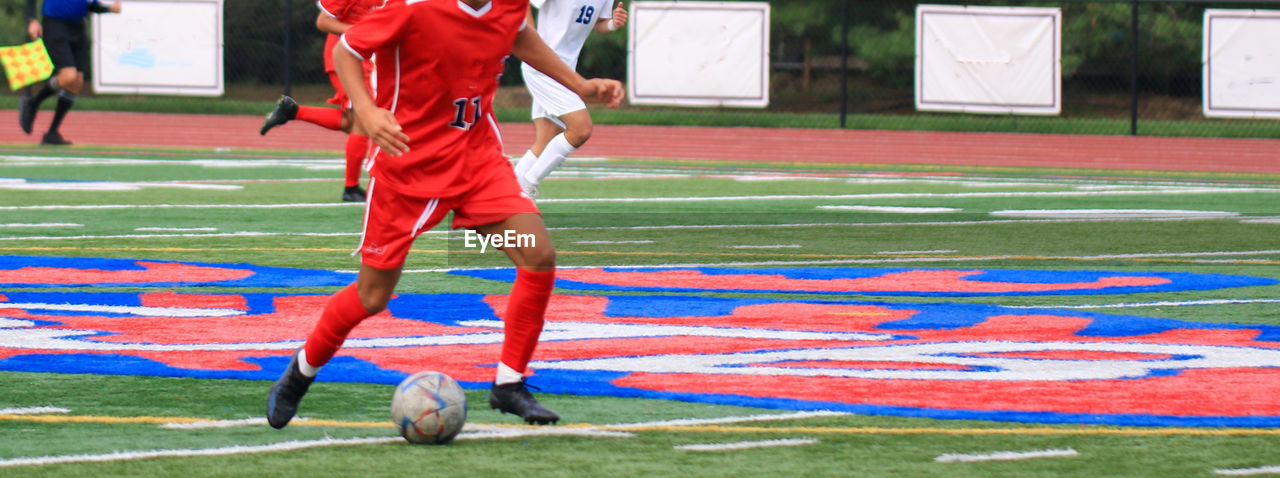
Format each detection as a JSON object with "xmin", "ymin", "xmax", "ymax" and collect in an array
[
  {"xmin": 88, "ymin": 1, "xmax": 122, "ymax": 14},
  {"xmin": 512, "ymin": 23, "xmax": 624, "ymax": 108},
  {"xmin": 593, "ymin": 2, "xmax": 626, "ymax": 35},
  {"xmin": 334, "ymin": 42, "xmax": 408, "ymax": 155},
  {"xmin": 316, "ymin": 11, "xmax": 352, "ymax": 35},
  {"xmin": 25, "ymin": 0, "xmax": 41, "ymax": 39}
]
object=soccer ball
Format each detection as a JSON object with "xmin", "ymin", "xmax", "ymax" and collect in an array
[{"xmin": 391, "ymin": 371, "xmax": 467, "ymax": 444}]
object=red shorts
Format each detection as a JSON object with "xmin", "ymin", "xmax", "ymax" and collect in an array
[
  {"xmin": 326, "ymin": 71, "xmax": 349, "ymax": 108},
  {"xmin": 358, "ymin": 165, "xmax": 539, "ymax": 269},
  {"xmin": 325, "ymin": 64, "xmax": 374, "ymax": 109}
]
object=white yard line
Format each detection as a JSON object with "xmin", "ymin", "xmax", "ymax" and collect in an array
[
  {"xmin": 1215, "ymin": 465, "xmax": 1280, "ymax": 476},
  {"xmin": 876, "ymin": 249, "xmax": 958, "ymax": 255},
  {"xmin": 162, "ymin": 411, "xmax": 849, "ymax": 434},
  {"xmin": 0, "ymin": 180, "xmax": 241, "ymax": 191},
  {"xmin": 0, "ymin": 424, "xmax": 632, "ymax": 467},
  {"xmin": 0, "ymin": 203, "xmax": 359, "ymax": 211},
  {"xmin": 0, "ymin": 407, "xmax": 69, "ymax": 415},
  {"xmin": 935, "ymin": 448, "xmax": 1079, "ymax": 463},
  {"xmin": 460, "ymin": 425, "xmax": 632, "ymax": 439},
  {"xmin": 0, "ymin": 231, "xmax": 360, "ymax": 241},
  {"xmin": 535, "ymin": 188, "xmax": 1273, "ymax": 203},
  {"xmin": 572, "ymin": 240, "xmax": 656, "ymax": 244},
  {"xmin": 1072, "ymin": 250, "xmax": 1280, "ymax": 260},
  {"xmin": 0, "ymin": 223, "xmax": 81, "ymax": 228},
  {"xmin": 0, "ymin": 187, "xmax": 1270, "ymax": 212},
  {"xmin": 389, "ymin": 249, "xmax": 1280, "ymax": 273},
  {"xmin": 1009, "ymin": 298, "xmax": 1280, "ymax": 309},
  {"xmin": 0, "ymin": 302, "xmax": 246, "ymax": 317},
  {"xmin": 134, "ymin": 227, "xmax": 219, "ymax": 232},
  {"xmin": 817, "ymin": 205, "xmax": 961, "ymax": 213},
  {"xmin": 0, "ymin": 437, "xmax": 402, "ymax": 468},
  {"xmin": 0, "ymin": 217, "xmax": 1234, "ymax": 243},
  {"xmin": 159, "ymin": 418, "xmax": 266, "ymax": 430},
  {"xmin": 607, "ymin": 411, "xmax": 850, "ymax": 429},
  {"xmin": 991, "ymin": 209, "xmax": 1239, "ymax": 219},
  {"xmin": 675, "ymin": 438, "xmax": 818, "ymax": 452}
]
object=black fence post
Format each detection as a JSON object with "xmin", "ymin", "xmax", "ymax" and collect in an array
[
  {"xmin": 284, "ymin": 0, "xmax": 293, "ymax": 96},
  {"xmin": 1129, "ymin": 0, "xmax": 1139, "ymax": 136},
  {"xmin": 839, "ymin": 0, "xmax": 849, "ymax": 129}
]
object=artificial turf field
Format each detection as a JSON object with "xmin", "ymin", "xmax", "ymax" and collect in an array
[{"xmin": 0, "ymin": 145, "xmax": 1278, "ymax": 477}]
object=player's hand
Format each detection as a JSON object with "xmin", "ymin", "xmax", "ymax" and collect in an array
[
  {"xmin": 27, "ymin": 20, "xmax": 42, "ymax": 40},
  {"xmin": 355, "ymin": 105, "xmax": 410, "ymax": 156},
  {"xmin": 611, "ymin": 2, "xmax": 627, "ymax": 29},
  {"xmin": 109, "ymin": 2, "xmax": 123, "ymax": 13},
  {"xmin": 579, "ymin": 78, "xmax": 625, "ymax": 108}
]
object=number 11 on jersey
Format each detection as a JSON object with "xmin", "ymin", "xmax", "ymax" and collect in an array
[{"xmin": 450, "ymin": 96, "xmax": 482, "ymax": 130}]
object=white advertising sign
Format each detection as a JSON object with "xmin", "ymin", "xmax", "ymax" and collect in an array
[
  {"xmin": 93, "ymin": 0, "xmax": 223, "ymax": 96},
  {"xmin": 916, "ymin": 5, "xmax": 1061, "ymax": 115},
  {"xmin": 1203, "ymin": 9, "xmax": 1280, "ymax": 119},
  {"xmin": 628, "ymin": 1, "xmax": 769, "ymax": 108}
]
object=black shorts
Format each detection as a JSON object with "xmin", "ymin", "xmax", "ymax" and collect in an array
[{"xmin": 41, "ymin": 17, "xmax": 90, "ymax": 74}]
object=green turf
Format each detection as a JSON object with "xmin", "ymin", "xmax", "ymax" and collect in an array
[{"xmin": 1, "ymin": 148, "xmax": 1279, "ymax": 477}]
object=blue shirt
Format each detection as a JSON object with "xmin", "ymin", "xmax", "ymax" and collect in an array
[{"xmin": 27, "ymin": 0, "xmax": 109, "ymax": 22}]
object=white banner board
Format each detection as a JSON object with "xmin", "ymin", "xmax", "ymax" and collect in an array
[
  {"xmin": 628, "ymin": 1, "xmax": 769, "ymax": 108},
  {"xmin": 916, "ymin": 5, "xmax": 1060, "ymax": 115},
  {"xmin": 1203, "ymin": 9, "xmax": 1280, "ymax": 119},
  {"xmin": 93, "ymin": 0, "xmax": 223, "ymax": 96}
]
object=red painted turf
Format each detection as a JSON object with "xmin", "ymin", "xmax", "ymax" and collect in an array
[{"xmin": 2, "ymin": 109, "xmax": 1278, "ymax": 173}]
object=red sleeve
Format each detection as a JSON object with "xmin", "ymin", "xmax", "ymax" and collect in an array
[
  {"xmin": 339, "ymin": 1, "xmax": 409, "ymax": 61},
  {"xmin": 317, "ymin": 0, "xmax": 348, "ymax": 18}
]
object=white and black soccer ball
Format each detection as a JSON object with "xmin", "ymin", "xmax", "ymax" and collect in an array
[{"xmin": 391, "ymin": 371, "xmax": 467, "ymax": 444}]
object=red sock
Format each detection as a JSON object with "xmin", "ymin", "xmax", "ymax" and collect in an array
[
  {"xmin": 344, "ymin": 135, "xmax": 368, "ymax": 188},
  {"xmin": 500, "ymin": 267, "xmax": 555, "ymax": 372},
  {"xmin": 303, "ymin": 283, "xmax": 371, "ymax": 367},
  {"xmin": 295, "ymin": 105, "xmax": 343, "ymax": 131}
]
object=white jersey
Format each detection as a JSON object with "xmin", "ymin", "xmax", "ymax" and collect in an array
[{"xmin": 529, "ymin": 0, "xmax": 612, "ymax": 68}]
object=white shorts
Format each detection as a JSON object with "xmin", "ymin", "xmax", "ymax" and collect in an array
[{"xmin": 521, "ymin": 62, "xmax": 586, "ymax": 127}]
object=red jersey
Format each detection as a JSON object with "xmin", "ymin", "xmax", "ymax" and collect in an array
[
  {"xmin": 340, "ymin": 0, "xmax": 527, "ymax": 198},
  {"xmin": 319, "ymin": 0, "xmax": 382, "ymax": 22},
  {"xmin": 318, "ymin": 0, "xmax": 385, "ymax": 73}
]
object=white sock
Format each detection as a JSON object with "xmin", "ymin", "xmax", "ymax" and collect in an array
[
  {"xmin": 513, "ymin": 150, "xmax": 537, "ymax": 191},
  {"xmin": 296, "ymin": 349, "xmax": 320, "ymax": 378},
  {"xmin": 494, "ymin": 362, "xmax": 524, "ymax": 385},
  {"xmin": 524, "ymin": 133, "xmax": 576, "ymax": 188},
  {"xmin": 513, "ymin": 150, "xmax": 535, "ymax": 178}
]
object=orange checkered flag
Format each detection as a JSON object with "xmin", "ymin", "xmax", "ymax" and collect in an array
[{"xmin": 0, "ymin": 39, "xmax": 54, "ymax": 91}]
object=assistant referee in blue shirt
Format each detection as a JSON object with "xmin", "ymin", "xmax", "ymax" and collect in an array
[{"xmin": 20, "ymin": 0, "xmax": 122, "ymax": 146}]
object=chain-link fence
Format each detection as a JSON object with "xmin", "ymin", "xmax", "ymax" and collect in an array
[{"xmin": 5, "ymin": 0, "xmax": 1279, "ymax": 138}]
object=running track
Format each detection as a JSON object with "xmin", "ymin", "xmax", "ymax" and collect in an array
[{"xmin": 2, "ymin": 110, "xmax": 1278, "ymax": 174}]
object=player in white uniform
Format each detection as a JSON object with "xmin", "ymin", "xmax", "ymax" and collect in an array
[{"xmin": 513, "ymin": 0, "xmax": 626, "ymax": 198}]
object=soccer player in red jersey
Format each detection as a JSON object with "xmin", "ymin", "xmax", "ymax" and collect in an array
[
  {"xmin": 259, "ymin": 0, "xmax": 385, "ymax": 203},
  {"xmin": 266, "ymin": 0, "xmax": 624, "ymax": 429}
]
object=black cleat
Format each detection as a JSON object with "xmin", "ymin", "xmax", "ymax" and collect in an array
[
  {"xmin": 18, "ymin": 96, "xmax": 34, "ymax": 134},
  {"xmin": 266, "ymin": 350, "xmax": 314, "ymax": 429},
  {"xmin": 341, "ymin": 185, "xmax": 367, "ymax": 202},
  {"xmin": 489, "ymin": 380, "xmax": 559, "ymax": 425},
  {"xmin": 260, "ymin": 95, "xmax": 298, "ymax": 135},
  {"xmin": 40, "ymin": 131, "xmax": 70, "ymax": 146}
]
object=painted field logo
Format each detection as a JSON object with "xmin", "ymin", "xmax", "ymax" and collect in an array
[
  {"xmin": 1, "ymin": 289, "xmax": 1278, "ymax": 427},
  {"xmin": 455, "ymin": 267, "xmax": 1277, "ymax": 296},
  {"xmin": 0, "ymin": 255, "xmax": 354, "ymax": 288}
]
